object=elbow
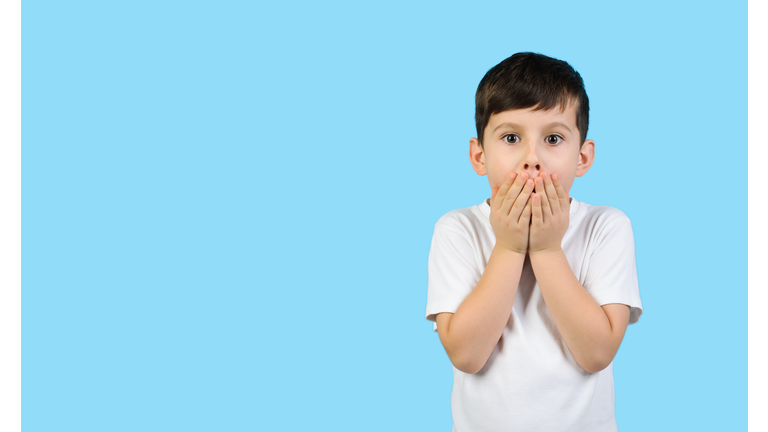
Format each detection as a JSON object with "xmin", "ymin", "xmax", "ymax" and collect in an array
[
  {"xmin": 437, "ymin": 319, "xmax": 488, "ymax": 374},
  {"xmin": 449, "ymin": 351, "xmax": 486, "ymax": 375},
  {"xmin": 581, "ymin": 353, "xmax": 613, "ymax": 374},
  {"xmin": 582, "ymin": 362, "xmax": 606, "ymax": 374},
  {"xmin": 456, "ymin": 361, "xmax": 483, "ymax": 375}
]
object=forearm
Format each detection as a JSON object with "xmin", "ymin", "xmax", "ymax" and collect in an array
[
  {"xmin": 529, "ymin": 248, "xmax": 612, "ymax": 373},
  {"xmin": 443, "ymin": 246, "xmax": 526, "ymax": 374}
]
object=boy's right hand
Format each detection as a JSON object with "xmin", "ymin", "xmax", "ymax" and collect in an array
[{"xmin": 490, "ymin": 171, "xmax": 535, "ymax": 255}]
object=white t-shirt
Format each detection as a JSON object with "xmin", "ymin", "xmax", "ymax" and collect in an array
[{"xmin": 426, "ymin": 197, "xmax": 643, "ymax": 432}]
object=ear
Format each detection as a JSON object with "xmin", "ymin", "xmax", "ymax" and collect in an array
[
  {"xmin": 575, "ymin": 139, "xmax": 595, "ymax": 177},
  {"xmin": 469, "ymin": 137, "xmax": 487, "ymax": 176}
]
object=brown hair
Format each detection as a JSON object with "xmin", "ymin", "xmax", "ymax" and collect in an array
[{"xmin": 475, "ymin": 52, "xmax": 589, "ymax": 147}]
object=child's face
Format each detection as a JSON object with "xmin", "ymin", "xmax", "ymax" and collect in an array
[{"xmin": 470, "ymin": 102, "xmax": 595, "ymax": 196}]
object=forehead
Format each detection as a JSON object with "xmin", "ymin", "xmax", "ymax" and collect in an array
[{"xmin": 488, "ymin": 102, "xmax": 578, "ymax": 131}]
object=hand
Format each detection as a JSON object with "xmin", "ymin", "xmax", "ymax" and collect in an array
[
  {"xmin": 489, "ymin": 171, "xmax": 535, "ymax": 255},
  {"xmin": 529, "ymin": 171, "xmax": 570, "ymax": 254}
]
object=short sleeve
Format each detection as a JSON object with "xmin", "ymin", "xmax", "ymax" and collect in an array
[
  {"xmin": 583, "ymin": 213, "xmax": 644, "ymax": 324},
  {"xmin": 425, "ymin": 225, "xmax": 482, "ymax": 332}
]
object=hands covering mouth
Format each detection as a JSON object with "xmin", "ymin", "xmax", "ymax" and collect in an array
[{"xmin": 490, "ymin": 171, "xmax": 570, "ymax": 255}]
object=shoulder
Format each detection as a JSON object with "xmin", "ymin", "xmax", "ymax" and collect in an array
[
  {"xmin": 433, "ymin": 202, "xmax": 488, "ymax": 237},
  {"xmin": 576, "ymin": 201, "xmax": 632, "ymax": 232},
  {"xmin": 577, "ymin": 203, "xmax": 632, "ymax": 244}
]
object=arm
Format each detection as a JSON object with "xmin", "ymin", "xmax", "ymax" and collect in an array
[
  {"xmin": 436, "ymin": 247, "xmax": 526, "ymax": 374},
  {"xmin": 529, "ymin": 249, "xmax": 630, "ymax": 373},
  {"xmin": 435, "ymin": 171, "xmax": 536, "ymax": 374},
  {"xmin": 527, "ymin": 172, "xmax": 632, "ymax": 373}
]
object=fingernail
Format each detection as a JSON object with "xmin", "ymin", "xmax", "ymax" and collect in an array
[{"xmin": 552, "ymin": 174, "xmax": 558, "ymax": 181}]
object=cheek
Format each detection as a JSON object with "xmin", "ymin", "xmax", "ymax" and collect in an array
[
  {"xmin": 486, "ymin": 165, "xmax": 506, "ymax": 188},
  {"xmin": 492, "ymin": 167, "xmax": 517, "ymax": 188},
  {"xmin": 562, "ymin": 177, "xmax": 575, "ymax": 195},
  {"xmin": 489, "ymin": 173, "xmax": 506, "ymax": 189},
  {"xmin": 550, "ymin": 162, "xmax": 577, "ymax": 191}
]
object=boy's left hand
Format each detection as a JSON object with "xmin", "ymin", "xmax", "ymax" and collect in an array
[{"xmin": 529, "ymin": 171, "xmax": 570, "ymax": 254}]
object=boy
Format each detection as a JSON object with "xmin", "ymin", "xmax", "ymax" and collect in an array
[{"xmin": 425, "ymin": 52, "xmax": 643, "ymax": 431}]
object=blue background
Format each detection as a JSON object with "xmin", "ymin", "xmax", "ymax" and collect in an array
[{"xmin": 24, "ymin": 1, "xmax": 746, "ymax": 430}]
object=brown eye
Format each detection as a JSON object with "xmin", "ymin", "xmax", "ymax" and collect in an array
[
  {"xmin": 504, "ymin": 134, "xmax": 519, "ymax": 144},
  {"xmin": 547, "ymin": 135, "xmax": 563, "ymax": 145}
]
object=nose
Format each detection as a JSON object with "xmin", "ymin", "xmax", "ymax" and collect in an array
[
  {"xmin": 523, "ymin": 148, "xmax": 542, "ymax": 178},
  {"xmin": 523, "ymin": 163, "xmax": 541, "ymax": 179}
]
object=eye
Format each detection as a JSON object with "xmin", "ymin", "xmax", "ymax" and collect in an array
[
  {"xmin": 503, "ymin": 133, "xmax": 519, "ymax": 144},
  {"xmin": 546, "ymin": 134, "xmax": 564, "ymax": 145}
]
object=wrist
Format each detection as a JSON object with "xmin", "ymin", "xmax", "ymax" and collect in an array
[
  {"xmin": 493, "ymin": 244, "xmax": 528, "ymax": 258},
  {"xmin": 528, "ymin": 247, "xmax": 564, "ymax": 259}
]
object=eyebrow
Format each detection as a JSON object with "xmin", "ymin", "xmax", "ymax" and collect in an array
[{"xmin": 492, "ymin": 122, "xmax": 572, "ymax": 134}]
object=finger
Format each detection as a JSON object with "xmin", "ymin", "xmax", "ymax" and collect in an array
[
  {"xmin": 502, "ymin": 172, "xmax": 529, "ymax": 216},
  {"xmin": 531, "ymin": 192, "xmax": 542, "ymax": 225},
  {"xmin": 519, "ymin": 190, "xmax": 533, "ymax": 226},
  {"xmin": 542, "ymin": 172, "xmax": 560, "ymax": 215},
  {"xmin": 535, "ymin": 176, "xmax": 551, "ymax": 222},
  {"xmin": 551, "ymin": 173, "xmax": 569, "ymax": 213},
  {"xmin": 492, "ymin": 172, "xmax": 517, "ymax": 211},
  {"xmin": 511, "ymin": 177, "xmax": 534, "ymax": 219},
  {"xmin": 491, "ymin": 187, "xmax": 500, "ymax": 202}
]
